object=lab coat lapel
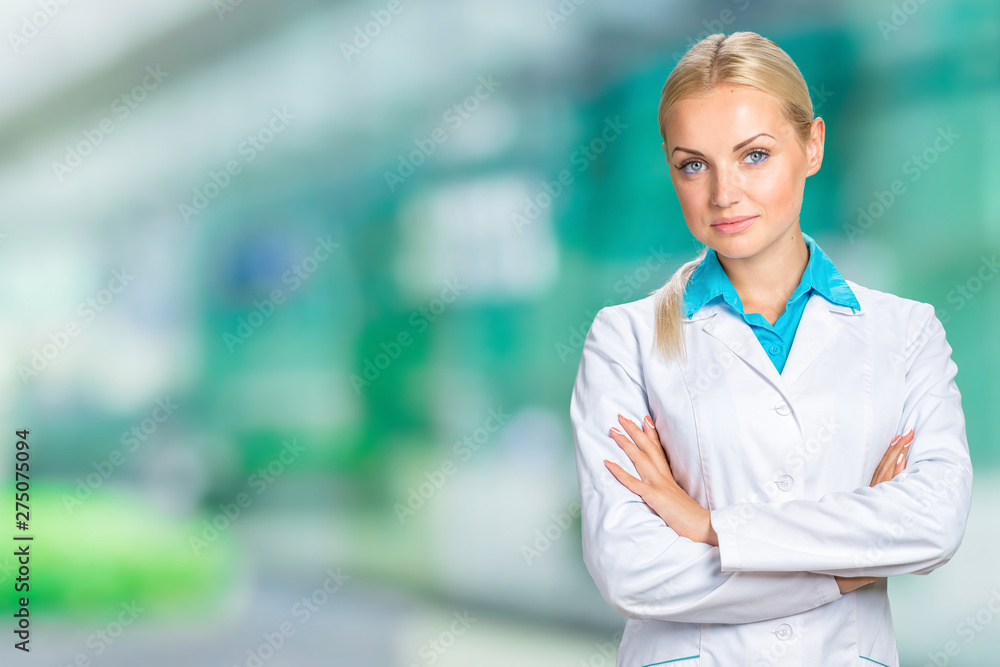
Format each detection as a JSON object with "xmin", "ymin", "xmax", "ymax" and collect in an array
[
  {"xmin": 696, "ymin": 297, "xmax": 854, "ymax": 398},
  {"xmin": 699, "ymin": 303, "xmax": 788, "ymax": 396},
  {"xmin": 780, "ymin": 296, "xmax": 849, "ymax": 388}
]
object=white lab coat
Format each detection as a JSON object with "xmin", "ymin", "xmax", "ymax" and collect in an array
[{"xmin": 570, "ymin": 279, "xmax": 974, "ymax": 667}]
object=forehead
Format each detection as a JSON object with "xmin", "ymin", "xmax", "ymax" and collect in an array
[{"xmin": 665, "ymin": 85, "xmax": 789, "ymax": 146}]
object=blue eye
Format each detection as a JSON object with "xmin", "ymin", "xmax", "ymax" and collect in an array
[
  {"xmin": 680, "ymin": 160, "xmax": 705, "ymax": 174},
  {"xmin": 744, "ymin": 149, "xmax": 770, "ymax": 165}
]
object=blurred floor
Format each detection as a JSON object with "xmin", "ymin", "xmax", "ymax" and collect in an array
[
  {"xmin": 29, "ymin": 570, "xmax": 624, "ymax": 667},
  {"xmin": 20, "ymin": 468, "xmax": 999, "ymax": 666}
]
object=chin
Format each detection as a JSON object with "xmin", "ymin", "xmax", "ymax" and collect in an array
[{"xmin": 707, "ymin": 233, "xmax": 762, "ymax": 258}]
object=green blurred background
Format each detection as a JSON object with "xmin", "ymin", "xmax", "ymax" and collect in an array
[{"xmin": 1, "ymin": 0, "xmax": 998, "ymax": 664}]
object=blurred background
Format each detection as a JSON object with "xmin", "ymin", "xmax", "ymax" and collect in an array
[{"xmin": 1, "ymin": 0, "xmax": 998, "ymax": 665}]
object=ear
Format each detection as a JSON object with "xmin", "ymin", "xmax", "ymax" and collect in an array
[
  {"xmin": 662, "ymin": 142, "xmax": 670, "ymax": 163},
  {"xmin": 805, "ymin": 117, "xmax": 825, "ymax": 177}
]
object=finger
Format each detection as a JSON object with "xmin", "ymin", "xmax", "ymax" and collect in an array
[
  {"xmin": 872, "ymin": 433, "xmax": 908, "ymax": 485},
  {"xmin": 871, "ymin": 431, "xmax": 915, "ymax": 486},
  {"xmin": 641, "ymin": 415, "xmax": 671, "ymax": 476},
  {"xmin": 870, "ymin": 434, "xmax": 903, "ymax": 486},
  {"xmin": 901, "ymin": 429, "xmax": 914, "ymax": 451},
  {"xmin": 622, "ymin": 413, "xmax": 670, "ymax": 479},
  {"xmin": 889, "ymin": 431, "xmax": 914, "ymax": 479},
  {"xmin": 605, "ymin": 458, "xmax": 645, "ymax": 496},
  {"xmin": 642, "ymin": 415, "xmax": 661, "ymax": 447},
  {"xmin": 609, "ymin": 425, "xmax": 661, "ymax": 486},
  {"xmin": 618, "ymin": 413, "xmax": 657, "ymax": 460},
  {"xmin": 896, "ymin": 432, "xmax": 913, "ymax": 471}
]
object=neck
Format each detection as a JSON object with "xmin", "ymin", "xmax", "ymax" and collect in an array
[{"xmin": 716, "ymin": 229, "xmax": 810, "ymax": 310}]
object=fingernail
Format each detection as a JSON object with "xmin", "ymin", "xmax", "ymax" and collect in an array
[
  {"xmin": 890, "ymin": 435, "xmax": 902, "ymax": 446},
  {"xmin": 610, "ymin": 427, "xmax": 624, "ymax": 437},
  {"xmin": 644, "ymin": 415, "xmax": 653, "ymax": 428},
  {"xmin": 896, "ymin": 452, "xmax": 904, "ymax": 466}
]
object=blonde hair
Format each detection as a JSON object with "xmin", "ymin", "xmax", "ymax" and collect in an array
[{"xmin": 651, "ymin": 31, "xmax": 815, "ymax": 362}]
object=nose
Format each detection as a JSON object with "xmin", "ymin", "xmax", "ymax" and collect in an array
[{"xmin": 711, "ymin": 165, "xmax": 742, "ymax": 208}]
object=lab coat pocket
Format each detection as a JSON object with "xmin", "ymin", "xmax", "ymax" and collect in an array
[
  {"xmin": 856, "ymin": 655, "xmax": 896, "ymax": 667},
  {"xmin": 616, "ymin": 618, "xmax": 702, "ymax": 667},
  {"xmin": 854, "ymin": 584, "xmax": 899, "ymax": 667}
]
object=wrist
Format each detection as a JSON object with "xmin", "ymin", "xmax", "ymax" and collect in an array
[{"xmin": 706, "ymin": 508, "xmax": 719, "ymax": 547}]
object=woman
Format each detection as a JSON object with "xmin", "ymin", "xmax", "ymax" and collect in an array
[{"xmin": 569, "ymin": 31, "xmax": 973, "ymax": 667}]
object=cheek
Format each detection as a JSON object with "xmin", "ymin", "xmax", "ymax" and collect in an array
[
  {"xmin": 747, "ymin": 166, "xmax": 804, "ymax": 211},
  {"xmin": 672, "ymin": 178, "xmax": 706, "ymax": 212}
]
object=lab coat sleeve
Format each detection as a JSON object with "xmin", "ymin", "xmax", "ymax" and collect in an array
[
  {"xmin": 710, "ymin": 302, "xmax": 974, "ymax": 577},
  {"xmin": 571, "ymin": 306, "xmax": 844, "ymax": 623}
]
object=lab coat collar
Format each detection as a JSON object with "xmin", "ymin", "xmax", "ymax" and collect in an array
[
  {"xmin": 692, "ymin": 295, "xmax": 862, "ymax": 394},
  {"xmin": 683, "ymin": 232, "xmax": 862, "ymax": 319}
]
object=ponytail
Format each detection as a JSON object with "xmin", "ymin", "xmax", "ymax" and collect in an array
[{"xmin": 650, "ymin": 247, "xmax": 708, "ymax": 363}]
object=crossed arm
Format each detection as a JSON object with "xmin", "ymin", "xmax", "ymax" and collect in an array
[
  {"xmin": 605, "ymin": 410, "xmax": 914, "ymax": 593},
  {"xmin": 570, "ymin": 304, "xmax": 973, "ymax": 623}
]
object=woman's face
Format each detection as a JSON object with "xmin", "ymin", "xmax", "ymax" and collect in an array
[{"xmin": 662, "ymin": 84, "xmax": 824, "ymax": 260}]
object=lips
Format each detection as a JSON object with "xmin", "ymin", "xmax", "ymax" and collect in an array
[
  {"xmin": 713, "ymin": 215, "xmax": 757, "ymax": 226},
  {"xmin": 712, "ymin": 215, "xmax": 757, "ymax": 234}
]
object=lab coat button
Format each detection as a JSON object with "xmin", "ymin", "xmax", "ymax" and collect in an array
[
  {"xmin": 773, "ymin": 401, "xmax": 790, "ymax": 416},
  {"xmin": 774, "ymin": 623, "xmax": 793, "ymax": 640},
  {"xmin": 775, "ymin": 474, "xmax": 794, "ymax": 491}
]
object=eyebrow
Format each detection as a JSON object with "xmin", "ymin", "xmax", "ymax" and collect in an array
[{"xmin": 671, "ymin": 132, "xmax": 776, "ymax": 157}]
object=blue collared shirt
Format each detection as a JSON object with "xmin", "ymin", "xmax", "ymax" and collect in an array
[{"xmin": 683, "ymin": 232, "xmax": 861, "ymax": 374}]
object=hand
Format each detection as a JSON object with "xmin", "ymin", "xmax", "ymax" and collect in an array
[
  {"xmin": 834, "ymin": 428, "xmax": 915, "ymax": 594},
  {"xmin": 869, "ymin": 427, "xmax": 914, "ymax": 486},
  {"xmin": 604, "ymin": 413, "xmax": 718, "ymax": 546}
]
